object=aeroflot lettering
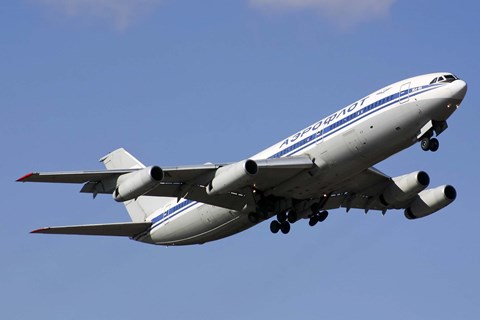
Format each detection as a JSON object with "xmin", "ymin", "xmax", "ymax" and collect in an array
[{"xmin": 279, "ymin": 96, "xmax": 369, "ymax": 148}]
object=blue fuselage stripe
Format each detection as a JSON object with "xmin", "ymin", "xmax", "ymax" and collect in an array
[
  {"xmin": 269, "ymin": 84, "xmax": 442, "ymax": 159},
  {"xmin": 146, "ymin": 83, "xmax": 443, "ymax": 232}
]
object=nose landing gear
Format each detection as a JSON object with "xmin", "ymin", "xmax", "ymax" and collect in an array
[{"xmin": 420, "ymin": 136, "xmax": 439, "ymax": 152}]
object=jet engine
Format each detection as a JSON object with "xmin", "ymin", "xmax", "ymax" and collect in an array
[
  {"xmin": 113, "ymin": 166, "xmax": 164, "ymax": 202},
  {"xmin": 404, "ymin": 185, "xmax": 456, "ymax": 220},
  {"xmin": 206, "ymin": 159, "xmax": 258, "ymax": 196},
  {"xmin": 380, "ymin": 171, "xmax": 430, "ymax": 206}
]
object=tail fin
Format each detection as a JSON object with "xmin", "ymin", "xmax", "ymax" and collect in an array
[{"xmin": 100, "ymin": 148, "xmax": 171, "ymax": 222}]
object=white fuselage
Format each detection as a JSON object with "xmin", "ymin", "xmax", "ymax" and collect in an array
[{"xmin": 136, "ymin": 73, "xmax": 467, "ymax": 246}]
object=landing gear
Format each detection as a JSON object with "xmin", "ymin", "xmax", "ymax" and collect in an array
[
  {"xmin": 287, "ymin": 210, "xmax": 297, "ymax": 224},
  {"xmin": 269, "ymin": 207, "xmax": 326, "ymax": 234},
  {"xmin": 270, "ymin": 210, "xmax": 296, "ymax": 234},
  {"xmin": 318, "ymin": 210, "xmax": 329, "ymax": 222},
  {"xmin": 308, "ymin": 210, "xmax": 329, "ymax": 227},
  {"xmin": 270, "ymin": 220, "xmax": 280, "ymax": 233},
  {"xmin": 270, "ymin": 220, "xmax": 290, "ymax": 234},
  {"xmin": 280, "ymin": 221, "xmax": 290, "ymax": 234},
  {"xmin": 420, "ymin": 136, "xmax": 440, "ymax": 152},
  {"xmin": 420, "ymin": 136, "xmax": 430, "ymax": 151},
  {"xmin": 429, "ymin": 138, "xmax": 439, "ymax": 152}
]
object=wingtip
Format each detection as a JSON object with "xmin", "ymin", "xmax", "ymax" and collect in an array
[
  {"xmin": 16, "ymin": 172, "xmax": 33, "ymax": 182},
  {"xmin": 30, "ymin": 227, "xmax": 49, "ymax": 234}
]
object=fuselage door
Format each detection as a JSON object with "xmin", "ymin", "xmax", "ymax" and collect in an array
[{"xmin": 399, "ymin": 82, "xmax": 411, "ymax": 104}]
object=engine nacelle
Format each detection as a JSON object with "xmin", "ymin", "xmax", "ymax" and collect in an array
[
  {"xmin": 113, "ymin": 166, "xmax": 164, "ymax": 202},
  {"xmin": 404, "ymin": 185, "xmax": 457, "ymax": 220},
  {"xmin": 380, "ymin": 171, "xmax": 430, "ymax": 206},
  {"xmin": 206, "ymin": 159, "xmax": 258, "ymax": 196}
]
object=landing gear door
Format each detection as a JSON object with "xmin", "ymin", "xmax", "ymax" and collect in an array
[{"xmin": 399, "ymin": 82, "xmax": 410, "ymax": 104}]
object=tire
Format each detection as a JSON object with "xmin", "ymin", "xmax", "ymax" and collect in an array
[
  {"xmin": 429, "ymin": 138, "xmax": 439, "ymax": 152},
  {"xmin": 280, "ymin": 222, "xmax": 291, "ymax": 234},
  {"xmin": 318, "ymin": 211, "xmax": 329, "ymax": 222},
  {"xmin": 270, "ymin": 220, "xmax": 280, "ymax": 234},
  {"xmin": 309, "ymin": 216, "xmax": 318, "ymax": 227},
  {"xmin": 277, "ymin": 211, "xmax": 287, "ymax": 223},
  {"xmin": 287, "ymin": 210, "xmax": 297, "ymax": 224},
  {"xmin": 420, "ymin": 137, "xmax": 430, "ymax": 151}
]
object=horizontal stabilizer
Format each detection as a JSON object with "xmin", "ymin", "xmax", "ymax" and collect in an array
[{"xmin": 31, "ymin": 222, "xmax": 151, "ymax": 237}]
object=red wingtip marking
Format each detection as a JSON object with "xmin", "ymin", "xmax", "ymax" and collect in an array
[
  {"xmin": 31, "ymin": 227, "xmax": 49, "ymax": 234},
  {"xmin": 17, "ymin": 172, "xmax": 33, "ymax": 182}
]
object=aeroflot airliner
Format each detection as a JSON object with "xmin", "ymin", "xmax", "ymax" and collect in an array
[{"xmin": 18, "ymin": 72, "xmax": 468, "ymax": 246}]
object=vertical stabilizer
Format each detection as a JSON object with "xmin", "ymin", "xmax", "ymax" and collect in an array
[{"xmin": 100, "ymin": 148, "xmax": 171, "ymax": 222}]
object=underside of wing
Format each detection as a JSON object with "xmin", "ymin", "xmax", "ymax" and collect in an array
[
  {"xmin": 31, "ymin": 222, "xmax": 152, "ymax": 237},
  {"xmin": 17, "ymin": 155, "xmax": 316, "ymax": 212},
  {"xmin": 315, "ymin": 168, "xmax": 455, "ymax": 220},
  {"xmin": 17, "ymin": 170, "xmax": 132, "ymax": 184}
]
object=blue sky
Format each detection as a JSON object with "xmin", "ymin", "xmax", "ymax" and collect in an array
[{"xmin": 2, "ymin": 1, "xmax": 479, "ymax": 319}]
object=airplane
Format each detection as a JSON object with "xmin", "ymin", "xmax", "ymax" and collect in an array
[{"xmin": 17, "ymin": 72, "xmax": 467, "ymax": 246}]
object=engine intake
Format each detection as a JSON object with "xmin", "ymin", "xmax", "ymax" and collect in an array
[
  {"xmin": 404, "ymin": 185, "xmax": 456, "ymax": 220},
  {"xmin": 113, "ymin": 166, "xmax": 163, "ymax": 202},
  {"xmin": 380, "ymin": 171, "xmax": 430, "ymax": 206},
  {"xmin": 206, "ymin": 159, "xmax": 258, "ymax": 196}
]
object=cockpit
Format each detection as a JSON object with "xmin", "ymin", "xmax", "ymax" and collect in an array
[{"xmin": 430, "ymin": 74, "xmax": 459, "ymax": 84}]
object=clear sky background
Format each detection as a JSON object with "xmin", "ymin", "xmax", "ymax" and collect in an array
[{"xmin": 2, "ymin": 1, "xmax": 479, "ymax": 319}]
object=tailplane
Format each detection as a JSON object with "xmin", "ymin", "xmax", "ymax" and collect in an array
[{"xmin": 100, "ymin": 148, "xmax": 171, "ymax": 222}]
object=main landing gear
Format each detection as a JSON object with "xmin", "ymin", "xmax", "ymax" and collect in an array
[
  {"xmin": 308, "ymin": 210, "xmax": 328, "ymax": 226},
  {"xmin": 269, "ymin": 206, "xmax": 329, "ymax": 234},
  {"xmin": 270, "ymin": 210, "xmax": 297, "ymax": 234}
]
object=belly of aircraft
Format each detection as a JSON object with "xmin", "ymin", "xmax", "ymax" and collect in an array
[{"xmin": 141, "ymin": 205, "xmax": 253, "ymax": 246}]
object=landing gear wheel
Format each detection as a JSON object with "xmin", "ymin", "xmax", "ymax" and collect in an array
[
  {"xmin": 270, "ymin": 220, "xmax": 280, "ymax": 234},
  {"xmin": 317, "ymin": 211, "xmax": 329, "ymax": 222},
  {"xmin": 287, "ymin": 210, "xmax": 297, "ymax": 224},
  {"xmin": 420, "ymin": 137, "xmax": 430, "ymax": 151},
  {"xmin": 280, "ymin": 221, "xmax": 291, "ymax": 234},
  {"xmin": 248, "ymin": 212, "xmax": 259, "ymax": 223},
  {"xmin": 277, "ymin": 211, "xmax": 287, "ymax": 223},
  {"xmin": 309, "ymin": 216, "xmax": 318, "ymax": 227},
  {"xmin": 429, "ymin": 138, "xmax": 439, "ymax": 152}
]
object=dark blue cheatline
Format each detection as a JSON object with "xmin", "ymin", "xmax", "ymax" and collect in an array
[{"xmin": 145, "ymin": 83, "xmax": 444, "ymax": 233}]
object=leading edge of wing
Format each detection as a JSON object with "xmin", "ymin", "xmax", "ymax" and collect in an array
[{"xmin": 31, "ymin": 222, "xmax": 152, "ymax": 237}]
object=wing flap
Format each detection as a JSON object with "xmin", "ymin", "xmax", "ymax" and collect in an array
[{"xmin": 31, "ymin": 222, "xmax": 152, "ymax": 237}]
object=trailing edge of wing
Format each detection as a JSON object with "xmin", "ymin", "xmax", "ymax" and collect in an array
[{"xmin": 31, "ymin": 222, "xmax": 152, "ymax": 237}]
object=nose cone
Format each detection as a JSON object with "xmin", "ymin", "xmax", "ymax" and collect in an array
[{"xmin": 450, "ymin": 79, "xmax": 467, "ymax": 101}]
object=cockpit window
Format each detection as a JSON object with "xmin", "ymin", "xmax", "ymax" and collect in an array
[
  {"xmin": 436, "ymin": 75, "xmax": 457, "ymax": 83},
  {"xmin": 444, "ymin": 74, "xmax": 456, "ymax": 82},
  {"xmin": 430, "ymin": 74, "xmax": 458, "ymax": 84}
]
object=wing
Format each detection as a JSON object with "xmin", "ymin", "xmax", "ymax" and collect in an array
[
  {"xmin": 31, "ymin": 222, "xmax": 152, "ymax": 237},
  {"xmin": 18, "ymin": 156, "xmax": 315, "ymax": 211},
  {"xmin": 321, "ymin": 167, "xmax": 393, "ymax": 213}
]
